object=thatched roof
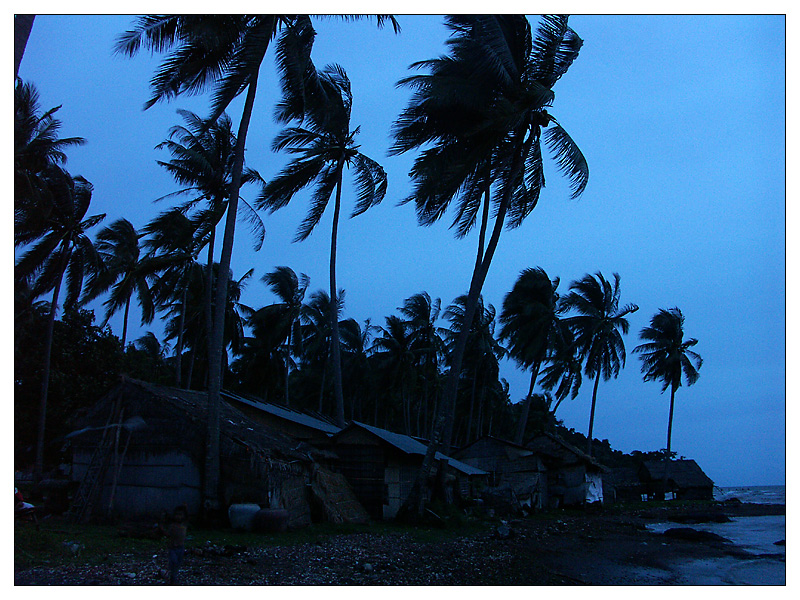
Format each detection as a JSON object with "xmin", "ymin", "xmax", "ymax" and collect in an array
[
  {"xmin": 639, "ymin": 459, "xmax": 714, "ymax": 489},
  {"xmin": 525, "ymin": 432, "xmax": 606, "ymax": 472},
  {"xmin": 70, "ymin": 377, "xmax": 318, "ymax": 465}
]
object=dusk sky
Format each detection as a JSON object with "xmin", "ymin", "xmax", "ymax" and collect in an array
[{"xmin": 13, "ymin": 12, "xmax": 786, "ymax": 487}]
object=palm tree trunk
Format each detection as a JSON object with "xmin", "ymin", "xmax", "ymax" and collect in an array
[
  {"xmin": 399, "ymin": 132, "xmax": 529, "ymax": 520},
  {"xmin": 514, "ymin": 365, "xmax": 539, "ymax": 445},
  {"xmin": 667, "ymin": 385, "xmax": 676, "ymax": 457},
  {"xmin": 175, "ymin": 285, "xmax": 188, "ymax": 387},
  {"xmin": 284, "ymin": 328, "xmax": 292, "ymax": 407},
  {"xmin": 205, "ymin": 63, "xmax": 262, "ymax": 512},
  {"xmin": 329, "ymin": 166, "xmax": 347, "ymax": 428},
  {"xmin": 474, "ymin": 185, "xmax": 491, "ymax": 271},
  {"xmin": 14, "ymin": 14, "xmax": 34, "ymax": 79},
  {"xmin": 586, "ymin": 371, "xmax": 601, "ymax": 456},
  {"xmin": 121, "ymin": 295, "xmax": 131, "ymax": 348},
  {"xmin": 34, "ymin": 247, "xmax": 69, "ymax": 480}
]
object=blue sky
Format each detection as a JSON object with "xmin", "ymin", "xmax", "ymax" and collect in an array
[{"xmin": 14, "ymin": 13, "xmax": 786, "ymax": 486}]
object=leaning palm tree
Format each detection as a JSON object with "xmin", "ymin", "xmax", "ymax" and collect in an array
[
  {"xmin": 392, "ymin": 15, "xmax": 588, "ymax": 518},
  {"xmin": 538, "ymin": 319, "xmax": 583, "ymax": 415},
  {"xmin": 633, "ymin": 308, "xmax": 702, "ymax": 458},
  {"xmin": 116, "ymin": 15, "xmax": 397, "ymax": 509},
  {"xmin": 258, "ymin": 266, "xmax": 310, "ymax": 407},
  {"xmin": 257, "ymin": 64, "xmax": 388, "ymax": 428},
  {"xmin": 561, "ymin": 272, "xmax": 638, "ymax": 456},
  {"xmin": 14, "ymin": 166, "xmax": 104, "ymax": 478},
  {"xmin": 498, "ymin": 267, "xmax": 562, "ymax": 444},
  {"xmin": 81, "ymin": 218, "xmax": 157, "ymax": 347}
]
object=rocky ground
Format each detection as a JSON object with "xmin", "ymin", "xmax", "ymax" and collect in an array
[{"xmin": 14, "ymin": 503, "xmax": 785, "ymax": 586}]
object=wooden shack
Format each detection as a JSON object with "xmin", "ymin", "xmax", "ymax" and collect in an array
[
  {"xmin": 454, "ymin": 436, "xmax": 547, "ymax": 511},
  {"xmin": 67, "ymin": 378, "xmax": 359, "ymax": 526},
  {"xmin": 525, "ymin": 432, "xmax": 606, "ymax": 507},
  {"xmin": 330, "ymin": 422, "xmax": 487, "ymax": 519},
  {"xmin": 639, "ymin": 459, "xmax": 714, "ymax": 501}
]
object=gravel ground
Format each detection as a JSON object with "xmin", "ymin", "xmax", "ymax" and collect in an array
[{"xmin": 14, "ymin": 504, "xmax": 784, "ymax": 586}]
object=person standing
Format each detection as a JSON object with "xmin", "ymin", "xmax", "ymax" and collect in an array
[{"xmin": 165, "ymin": 505, "xmax": 188, "ymax": 585}]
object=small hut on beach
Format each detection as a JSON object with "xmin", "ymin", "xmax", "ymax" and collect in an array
[
  {"xmin": 639, "ymin": 459, "xmax": 714, "ymax": 501},
  {"xmin": 330, "ymin": 422, "xmax": 487, "ymax": 519},
  {"xmin": 453, "ymin": 436, "xmax": 547, "ymax": 511},
  {"xmin": 525, "ymin": 432, "xmax": 606, "ymax": 507}
]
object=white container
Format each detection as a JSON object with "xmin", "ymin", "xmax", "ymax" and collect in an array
[{"xmin": 228, "ymin": 503, "xmax": 261, "ymax": 531}]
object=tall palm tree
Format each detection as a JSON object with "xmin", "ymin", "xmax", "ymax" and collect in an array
[
  {"xmin": 14, "ymin": 167, "xmax": 104, "ymax": 478},
  {"xmin": 15, "ymin": 79, "xmax": 85, "ymax": 243},
  {"xmin": 258, "ymin": 266, "xmax": 310, "ymax": 407},
  {"xmin": 633, "ymin": 308, "xmax": 702, "ymax": 457},
  {"xmin": 117, "ymin": 14, "xmax": 398, "ymax": 510},
  {"xmin": 391, "ymin": 15, "xmax": 588, "ymax": 517},
  {"xmin": 498, "ymin": 267, "xmax": 562, "ymax": 443},
  {"xmin": 81, "ymin": 218, "xmax": 157, "ymax": 347},
  {"xmin": 116, "ymin": 15, "xmax": 306, "ymax": 510},
  {"xmin": 561, "ymin": 272, "xmax": 638, "ymax": 456},
  {"xmin": 257, "ymin": 64, "xmax": 388, "ymax": 428},
  {"xmin": 142, "ymin": 208, "xmax": 202, "ymax": 386}
]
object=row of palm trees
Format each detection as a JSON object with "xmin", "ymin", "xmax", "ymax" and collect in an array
[{"xmin": 16, "ymin": 15, "xmax": 702, "ymax": 518}]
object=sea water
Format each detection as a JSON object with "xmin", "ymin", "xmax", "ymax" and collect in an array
[{"xmin": 646, "ymin": 485, "xmax": 786, "ymax": 585}]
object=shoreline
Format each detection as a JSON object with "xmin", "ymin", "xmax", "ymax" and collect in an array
[{"xmin": 14, "ymin": 502, "xmax": 786, "ymax": 585}]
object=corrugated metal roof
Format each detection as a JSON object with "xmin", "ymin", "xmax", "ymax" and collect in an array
[
  {"xmin": 347, "ymin": 422, "xmax": 487, "ymax": 476},
  {"xmin": 221, "ymin": 390, "xmax": 341, "ymax": 435}
]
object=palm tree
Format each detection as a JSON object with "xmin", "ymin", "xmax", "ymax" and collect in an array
[
  {"xmin": 399, "ymin": 292, "xmax": 443, "ymax": 438},
  {"xmin": 340, "ymin": 318, "xmax": 375, "ymax": 423},
  {"xmin": 81, "ymin": 218, "xmax": 157, "ymax": 347},
  {"xmin": 142, "ymin": 208, "xmax": 202, "ymax": 386},
  {"xmin": 14, "ymin": 167, "xmax": 104, "ymax": 478},
  {"xmin": 258, "ymin": 266, "xmax": 310, "ymax": 407},
  {"xmin": 297, "ymin": 289, "xmax": 345, "ymax": 416},
  {"xmin": 15, "ymin": 79, "xmax": 85, "ymax": 243},
  {"xmin": 633, "ymin": 308, "xmax": 702, "ymax": 457},
  {"xmin": 391, "ymin": 15, "xmax": 588, "ymax": 517},
  {"xmin": 116, "ymin": 14, "xmax": 398, "ymax": 510},
  {"xmin": 257, "ymin": 64, "xmax": 388, "ymax": 428},
  {"xmin": 498, "ymin": 267, "xmax": 562, "ymax": 443},
  {"xmin": 538, "ymin": 319, "xmax": 583, "ymax": 415},
  {"xmin": 373, "ymin": 315, "xmax": 417, "ymax": 434},
  {"xmin": 116, "ymin": 15, "xmax": 307, "ymax": 510},
  {"xmin": 442, "ymin": 294, "xmax": 505, "ymax": 446},
  {"xmin": 561, "ymin": 272, "xmax": 638, "ymax": 456}
]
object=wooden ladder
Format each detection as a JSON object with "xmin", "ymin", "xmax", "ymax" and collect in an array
[{"xmin": 67, "ymin": 397, "xmax": 122, "ymax": 523}]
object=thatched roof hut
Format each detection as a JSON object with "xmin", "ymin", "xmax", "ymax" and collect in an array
[
  {"xmin": 68, "ymin": 378, "xmax": 324, "ymax": 524},
  {"xmin": 639, "ymin": 459, "xmax": 715, "ymax": 501}
]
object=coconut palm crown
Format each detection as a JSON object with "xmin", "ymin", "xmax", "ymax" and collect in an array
[{"xmin": 633, "ymin": 307, "xmax": 703, "ymax": 456}]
